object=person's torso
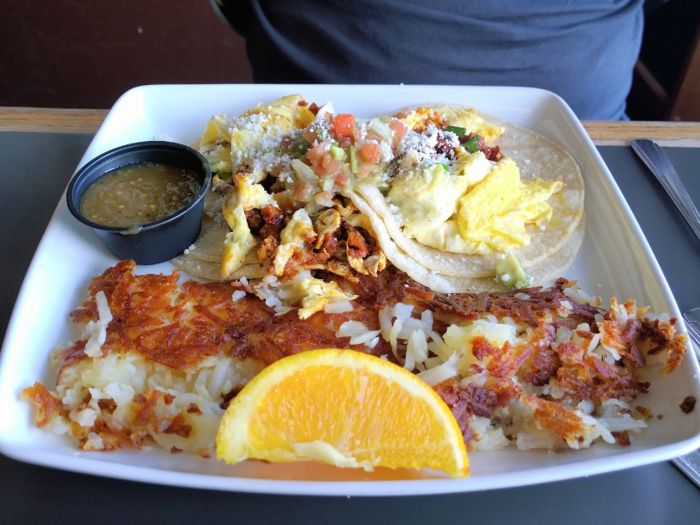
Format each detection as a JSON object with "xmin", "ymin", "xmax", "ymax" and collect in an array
[{"xmin": 240, "ymin": 0, "xmax": 645, "ymax": 119}]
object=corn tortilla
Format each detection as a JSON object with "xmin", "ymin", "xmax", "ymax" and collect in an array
[
  {"xmin": 350, "ymin": 191, "xmax": 586, "ymax": 293},
  {"xmin": 171, "ymin": 256, "xmax": 269, "ymax": 282},
  {"xmin": 359, "ymin": 105, "xmax": 585, "ymax": 278}
]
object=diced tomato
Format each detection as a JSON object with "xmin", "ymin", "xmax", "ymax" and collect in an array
[
  {"xmin": 334, "ymin": 168, "xmax": 352, "ymax": 186},
  {"xmin": 333, "ymin": 114, "xmax": 355, "ymax": 140},
  {"xmin": 307, "ymin": 139, "xmax": 331, "ymax": 162},
  {"xmin": 303, "ymin": 128, "xmax": 319, "ymax": 144},
  {"xmin": 358, "ymin": 142, "xmax": 380, "ymax": 165},
  {"xmin": 389, "ymin": 119, "xmax": 408, "ymax": 149},
  {"xmin": 308, "ymin": 142, "xmax": 343, "ymax": 177},
  {"xmin": 304, "ymin": 122, "xmax": 332, "ymax": 145},
  {"xmin": 316, "ymin": 152, "xmax": 342, "ymax": 177}
]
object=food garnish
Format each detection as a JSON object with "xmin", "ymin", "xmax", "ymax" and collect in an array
[
  {"xmin": 352, "ymin": 104, "xmax": 584, "ymax": 290},
  {"xmin": 216, "ymin": 349, "xmax": 469, "ymax": 478},
  {"xmin": 495, "ymin": 253, "xmax": 532, "ymax": 290}
]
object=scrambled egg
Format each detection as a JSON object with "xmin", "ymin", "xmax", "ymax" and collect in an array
[
  {"xmin": 439, "ymin": 106, "xmax": 504, "ymax": 144},
  {"xmin": 296, "ymin": 278, "xmax": 356, "ymax": 319},
  {"xmin": 389, "ymin": 156, "xmax": 486, "ymax": 237},
  {"xmin": 242, "ymin": 94, "xmax": 317, "ymax": 129},
  {"xmin": 221, "ymin": 174, "xmax": 279, "ymax": 277},
  {"xmin": 223, "ymin": 173, "xmax": 278, "ymax": 212},
  {"xmin": 456, "ymin": 159, "xmax": 562, "ymax": 252},
  {"xmin": 272, "ymin": 209, "xmax": 317, "ymax": 276},
  {"xmin": 198, "ymin": 95, "xmax": 316, "ymax": 176},
  {"xmin": 252, "ymin": 269, "xmax": 358, "ymax": 320},
  {"xmin": 220, "ymin": 198, "xmax": 358, "ymax": 317},
  {"xmin": 198, "ymin": 114, "xmax": 233, "ymax": 173},
  {"xmin": 314, "ymin": 209, "xmax": 341, "ymax": 250},
  {"xmin": 400, "ymin": 107, "xmax": 448, "ymax": 131},
  {"xmin": 401, "ymin": 105, "xmax": 504, "ymax": 144},
  {"xmin": 452, "ymin": 150, "xmax": 492, "ymax": 185},
  {"xmin": 221, "ymin": 205, "xmax": 256, "ymax": 278},
  {"xmin": 337, "ymin": 200, "xmax": 375, "ymax": 235},
  {"xmin": 394, "ymin": 155, "xmax": 562, "ymax": 255},
  {"xmin": 388, "ymin": 105, "xmax": 562, "ymax": 255}
]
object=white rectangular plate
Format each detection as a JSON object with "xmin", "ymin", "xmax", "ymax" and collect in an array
[{"xmin": 1, "ymin": 85, "xmax": 700, "ymax": 496}]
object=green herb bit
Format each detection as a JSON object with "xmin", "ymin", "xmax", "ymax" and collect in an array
[
  {"xmin": 315, "ymin": 125, "xmax": 329, "ymax": 141},
  {"xmin": 290, "ymin": 136, "xmax": 311, "ymax": 158},
  {"xmin": 465, "ymin": 135, "xmax": 481, "ymax": 154},
  {"xmin": 445, "ymin": 125, "xmax": 467, "ymax": 136}
]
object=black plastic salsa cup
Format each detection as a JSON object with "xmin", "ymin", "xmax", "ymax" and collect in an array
[{"xmin": 66, "ymin": 141, "xmax": 212, "ymax": 265}]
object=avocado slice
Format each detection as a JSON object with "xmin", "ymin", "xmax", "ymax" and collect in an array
[{"xmin": 495, "ymin": 253, "xmax": 532, "ymax": 290}]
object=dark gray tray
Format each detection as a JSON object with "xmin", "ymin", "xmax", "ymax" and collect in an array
[{"xmin": 601, "ymin": 146, "xmax": 700, "ymax": 312}]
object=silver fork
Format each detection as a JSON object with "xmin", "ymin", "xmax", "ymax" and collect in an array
[
  {"xmin": 684, "ymin": 307, "xmax": 700, "ymax": 359},
  {"xmin": 633, "ymin": 139, "xmax": 700, "ymax": 486},
  {"xmin": 672, "ymin": 307, "xmax": 700, "ymax": 487}
]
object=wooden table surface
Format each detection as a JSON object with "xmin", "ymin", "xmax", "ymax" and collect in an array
[{"xmin": 1, "ymin": 107, "xmax": 700, "ymax": 147}]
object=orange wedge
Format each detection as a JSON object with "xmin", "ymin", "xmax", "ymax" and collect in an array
[{"xmin": 216, "ymin": 349, "xmax": 469, "ymax": 478}]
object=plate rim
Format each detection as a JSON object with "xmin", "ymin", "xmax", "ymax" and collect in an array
[{"xmin": 2, "ymin": 83, "xmax": 700, "ymax": 495}]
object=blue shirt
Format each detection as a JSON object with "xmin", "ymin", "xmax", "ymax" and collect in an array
[{"xmin": 220, "ymin": 0, "xmax": 645, "ymax": 120}]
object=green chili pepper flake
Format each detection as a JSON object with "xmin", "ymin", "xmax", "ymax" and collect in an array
[
  {"xmin": 445, "ymin": 125, "xmax": 467, "ymax": 136},
  {"xmin": 441, "ymin": 164, "xmax": 449, "ymax": 171},
  {"xmin": 315, "ymin": 125, "xmax": 329, "ymax": 141},
  {"xmin": 465, "ymin": 135, "xmax": 481, "ymax": 154},
  {"xmin": 290, "ymin": 136, "xmax": 311, "ymax": 158}
]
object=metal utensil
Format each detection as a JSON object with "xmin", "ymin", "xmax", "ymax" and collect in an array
[
  {"xmin": 631, "ymin": 140, "xmax": 700, "ymax": 486},
  {"xmin": 631, "ymin": 139, "xmax": 700, "ymax": 242},
  {"xmin": 685, "ymin": 307, "xmax": 700, "ymax": 359},
  {"xmin": 672, "ymin": 309, "xmax": 700, "ymax": 488},
  {"xmin": 674, "ymin": 450, "xmax": 700, "ymax": 488}
]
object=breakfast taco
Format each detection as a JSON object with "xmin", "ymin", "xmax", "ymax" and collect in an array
[
  {"xmin": 351, "ymin": 189, "xmax": 586, "ymax": 293},
  {"xmin": 348, "ymin": 104, "xmax": 585, "ymax": 291},
  {"xmin": 173, "ymin": 96, "xmax": 396, "ymax": 297},
  {"xmin": 173, "ymin": 97, "xmax": 585, "ymax": 298}
]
